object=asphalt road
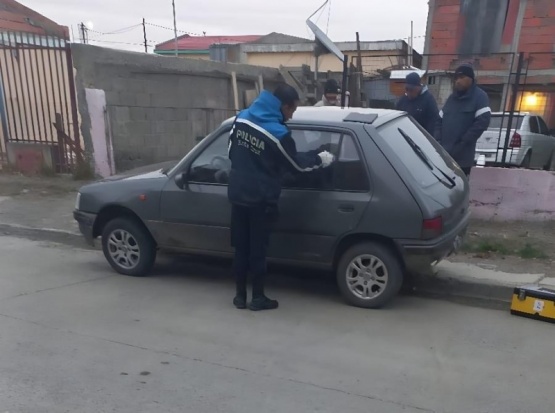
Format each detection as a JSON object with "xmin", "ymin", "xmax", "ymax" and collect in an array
[{"xmin": 1, "ymin": 236, "xmax": 554, "ymax": 413}]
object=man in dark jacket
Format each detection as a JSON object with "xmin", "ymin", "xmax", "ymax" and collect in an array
[
  {"xmin": 435, "ymin": 65, "xmax": 491, "ymax": 176},
  {"xmin": 228, "ymin": 83, "xmax": 334, "ymax": 311},
  {"xmin": 396, "ymin": 72, "xmax": 439, "ymax": 135}
]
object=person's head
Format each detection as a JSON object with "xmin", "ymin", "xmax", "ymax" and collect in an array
[
  {"xmin": 404, "ymin": 72, "xmax": 422, "ymax": 99},
  {"xmin": 273, "ymin": 83, "xmax": 300, "ymax": 121},
  {"xmin": 323, "ymin": 79, "xmax": 340, "ymax": 105},
  {"xmin": 453, "ymin": 64, "xmax": 475, "ymax": 93}
]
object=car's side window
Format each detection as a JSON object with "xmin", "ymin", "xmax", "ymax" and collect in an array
[
  {"xmin": 283, "ymin": 129, "xmax": 368, "ymax": 192},
  {"xmin": 537, "ymin": 117, "xmax": 549, "ymax": 135},
  {"xmin": 334, "ymin": 134, "xmax": 369, "ymax": 191},
  {"xmin": 529, "ymin": 116, "xmax": 540, "ymax": 134},
  {"xmin": 188, "ymin": 130, "xmax": 231, "ymax": 184}
]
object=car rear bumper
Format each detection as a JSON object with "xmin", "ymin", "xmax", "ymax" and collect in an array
[
  {"xmin": 73, "ymin": 210, "xmax": 97, "ymax": 246},
  {"xmin": 475, "ymin": 148, "xmax": 522, "ymax": 166},
  {"xmin": 395, "ymin": 211, "xmax": 470, "ymax": 273}
]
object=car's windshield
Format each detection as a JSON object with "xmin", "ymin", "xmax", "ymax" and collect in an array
[{"xmin": 374, "ymin": 116, "xmax": 460, "ymax": 188}]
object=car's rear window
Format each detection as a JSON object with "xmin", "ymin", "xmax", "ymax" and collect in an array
[
  {"xmin": 374, "ymin": 116, "xmax": 459, "ymax": 188},
  {"xmin": 489, "ymin": 115, "xmax": 524, "ymax": 130}
]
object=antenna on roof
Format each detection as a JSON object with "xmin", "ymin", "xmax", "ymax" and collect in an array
[{"xmin": 306, "ymin": 0, "xmax": 348, "ymax": 108}]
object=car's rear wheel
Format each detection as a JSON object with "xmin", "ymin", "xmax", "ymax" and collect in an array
[
  {"xmin": 336, "ymin": 242, "xmax": 403, "ymax": 309},
  {"xmin": 101, "ymin": 218, "xmax": 156, "ymax": 277}
]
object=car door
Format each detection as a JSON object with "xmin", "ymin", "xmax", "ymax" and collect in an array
[
  {"xmin": 270, "ymin": 127, "xmax": 372, "ymax": 265},
  {"xmin": 537, "ymin": 116, "xmax": 555, "ymax": 167},
  {"xmin": 527, "ymin": 116, "xmax": 544, "ymax": 168},
  {"xmin": 157, "ymin": 129, "xmax": 233, "ymax": 254}
]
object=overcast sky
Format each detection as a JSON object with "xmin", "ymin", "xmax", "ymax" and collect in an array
[{"xmin": 22, "ymin": 0, "xmax": 429, "ymax": 53}]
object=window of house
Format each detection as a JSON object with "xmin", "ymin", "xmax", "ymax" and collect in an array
[
  {"xmin": 283, "ymin": 129, "xmax": 369, "ymax": 192},
  {"xmin": 188, "ymin": 130, "xmax": 231, "ymax": 184}
]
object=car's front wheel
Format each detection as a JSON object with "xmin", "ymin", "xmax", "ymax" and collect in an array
[
  {"xmin": 101, "ymin": 218, "xmax": 156, "ymax": 277},
  {"xmin": 337, "ymin": 242, "xmax": 403, "ymax": 309}
]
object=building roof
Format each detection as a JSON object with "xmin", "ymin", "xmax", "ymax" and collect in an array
[
  {"xmin": 155, "ymin": 34, "xmax": 262, "ymax": 52},
  {"xmin": 0, "ymin": 0, "xmax": 68, "ymax": 38},
  {"xmin": 249, "ymin": 32, "xmax": 312, "ymax": 45}
]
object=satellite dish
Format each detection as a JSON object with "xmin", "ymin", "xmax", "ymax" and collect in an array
[{"xmin": 306, "ymin": 19, "xmax": 344, "ymax": 62}]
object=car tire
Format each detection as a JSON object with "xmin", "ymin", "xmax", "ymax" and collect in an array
[
  {"xmin": 336, "ymin": 242, "xmax": 403, "ymax": 309},
  {"xmin": 520, "ymin": 152, "xmax": 531, "ymax": 169},
  {"xmin": 101, "ymin": 217, "xmax": 156, "ymax": 277}
]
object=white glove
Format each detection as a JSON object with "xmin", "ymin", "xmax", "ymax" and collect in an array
[{"xmin": 318, "ymin": 151, "xmax": 335, "ymax": 168}]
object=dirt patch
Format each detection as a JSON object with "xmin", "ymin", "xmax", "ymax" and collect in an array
[
  {"xmin": 451, "ymin": 220, "xmax": 555, "ymax": 276},
  {"xmin": 0, "ymin": 172, "xmax": 90, "ymax": 197}
]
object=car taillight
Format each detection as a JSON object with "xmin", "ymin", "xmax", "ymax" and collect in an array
[
  {"xmin": 509, "ymin": 132, "xmax": 521, "ymax": 148},
  {"xmin": 422, "ymin": 216, "xmax": 443, "ymax": 240}
]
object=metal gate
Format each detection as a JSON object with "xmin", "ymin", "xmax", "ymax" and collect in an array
[{"xmin": 0, "ymin": 31, "xmax": 81, "ymax": 172}]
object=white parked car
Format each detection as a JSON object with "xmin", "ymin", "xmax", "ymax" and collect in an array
[{"xmin": 475, "ymin": 112, "xmax": 555, "ymax": 169}]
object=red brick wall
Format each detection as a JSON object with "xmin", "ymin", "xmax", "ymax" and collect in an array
[{"xmin": 427, "ymin": 0, "xmax": 555, "ymax": 71}]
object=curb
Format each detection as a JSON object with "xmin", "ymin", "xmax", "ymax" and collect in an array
[
  {"xmin": 408, "ymin": 273, "xmax": 514, "ymax": 309},
  {"xmin": 0, "ymin": 223, "xmax": 95, "ymax": 250}
]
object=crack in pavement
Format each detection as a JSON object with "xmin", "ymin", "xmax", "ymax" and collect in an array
[
  {"xmin": 0, "ymin": 311, "xmax": 438, "ymax": 413},
  {"xmin": 0, "ymin": 274, "xmax": 114, "ymax": 302}
]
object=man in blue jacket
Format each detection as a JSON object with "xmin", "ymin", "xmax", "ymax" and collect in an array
[
  {"xmin": 228, "ymin": 83, "xmax": 334, "ymax": 311},
  {"xmin": 435, "ymin": 65, "xmax": 491, "ymax": 176},
  {"xmin": 396, "ymin": 72, "xmax": 439, "ymax": 136}
]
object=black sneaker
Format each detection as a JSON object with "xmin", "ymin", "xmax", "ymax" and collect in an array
[
  {"xmin": 233, "ymin": 295, "xmax": 247, "ymax": 309},
  {"xmin": 249, "ymin": 296, "xmax": 279, "ymax": 311}
]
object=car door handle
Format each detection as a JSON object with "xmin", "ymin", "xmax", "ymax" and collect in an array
[{"xmin": 338, "ymin": 204, "xmax": 355, "ymax": 213}]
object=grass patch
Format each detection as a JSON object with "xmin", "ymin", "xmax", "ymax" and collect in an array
[
  {"xmin": 518, "ymin": 243, "xmax": 549, "ymax": 260},
  {"xmin": 462, "ymin": 237, "xmax": 549, "ymax": 260}
]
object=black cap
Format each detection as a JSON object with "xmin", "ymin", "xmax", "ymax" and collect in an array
[
  {"xmin": 454, "ymin": 64, "xmax": 475, "ymax": 80},
  {"xmin": 324, "ymin": 79, "xmax": 340, "ymax": 94},
  {"xmin": 405, "ymin": 72, "xmax": 421, "ymax": 88}
]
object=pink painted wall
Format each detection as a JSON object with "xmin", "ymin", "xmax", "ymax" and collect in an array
[{"xmin": 470, "ymin": 168, "xmax": 555, "ymax": 221}]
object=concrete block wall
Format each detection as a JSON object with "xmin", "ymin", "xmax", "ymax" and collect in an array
[
  {"xmin": 71, "ymin": 44, "xmax": 283, "ymax": 172},
  {"xmin": 470, "ymin": 168, "xmax": 555, "ymax": 222}
]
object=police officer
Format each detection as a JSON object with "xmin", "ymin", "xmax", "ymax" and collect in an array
[
  {"xmin": 228, "ymin": 83, "xmax": 335, "ymax": 311},
  {"xmin": 435, "ymin": 65, "xmax": 491, "ymax": 176},
  {"xmin": 396, "ymin": 72, "xmax": 439, "ymax": 136}
]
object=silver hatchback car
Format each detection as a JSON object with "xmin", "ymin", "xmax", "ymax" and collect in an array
[{"xmin": 74, "ymin": 107, "xmax": 470, "ymax": 308}]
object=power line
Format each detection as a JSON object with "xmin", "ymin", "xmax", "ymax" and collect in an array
[
  {"xmin": 145, "ymin": 22, "xmax": 203, "ymax": 37},
  {"xmin": 87, "ymin": 24, "xmax": 142, "ymax": 37}
]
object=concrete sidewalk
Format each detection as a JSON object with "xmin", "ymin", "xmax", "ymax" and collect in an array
[{"xmin": 0, "ymin": 175, "xmax": 552, "ymax": 306}]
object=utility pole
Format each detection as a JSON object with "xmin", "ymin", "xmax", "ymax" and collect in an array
[
  {"xmin": 172, "ymin": 0, "xmax": 178, "ymax": 56},
  {"xmin": 79, "ymin": 22, "xmax": 88, "ymax": 44},
  {"xmin": 142, "ymin": 18, "xmax": 148, "ymax": 53},
  {"xmin": 410, "ymin": 20, "xmax": 414, "ymax": 67}
]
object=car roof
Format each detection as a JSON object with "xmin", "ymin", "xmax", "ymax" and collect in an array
[{"xmin": 223, "ymin": 106, "xmax": 403, "ymax": 128}]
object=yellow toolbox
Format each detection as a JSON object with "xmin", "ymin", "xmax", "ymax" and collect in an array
[{"xmin": 511, "ymin": 285, "xmax": 555, "ymax": 323}]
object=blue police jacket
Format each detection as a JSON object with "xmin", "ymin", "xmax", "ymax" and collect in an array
[
  {"xmin": 435, "ymin": 84, "xmax": 491, "ymax": 168},
  {"xmin": 396, "ymin": 86, "xmax": 439, "ymax": 136},
  {"xmin": 228, "ymin": 91, "xmax": 323, "ymax": 207}
]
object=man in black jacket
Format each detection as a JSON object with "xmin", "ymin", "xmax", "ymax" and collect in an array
[
  {"xmin": 435, "ymin": 65, "xmax": 491, "ymax": 176},
  {"xmin": 228, "ymin": 83, "xmax": 334, "ymax": 311},
  {"xmin": 396, "ymin": 72, "xmax": 439, "ymax": 136}
]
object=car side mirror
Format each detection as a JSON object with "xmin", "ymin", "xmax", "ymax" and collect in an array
[{"xmin": 174, "ymin": 170, "xmax": 189, "ymax": 190}]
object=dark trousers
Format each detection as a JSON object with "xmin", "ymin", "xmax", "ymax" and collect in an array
[
  {"xmin": 230, "ymin": 204, "xmax": 274, "ymax": 299},
  {"xmin": 461, "ymin": 166, "xmax": 472, "ymax": 177}
]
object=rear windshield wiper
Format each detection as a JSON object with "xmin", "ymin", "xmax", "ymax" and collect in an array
[{"xmin": 398, "ymin": 128, "xmax": 456, "ymax": 188}]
